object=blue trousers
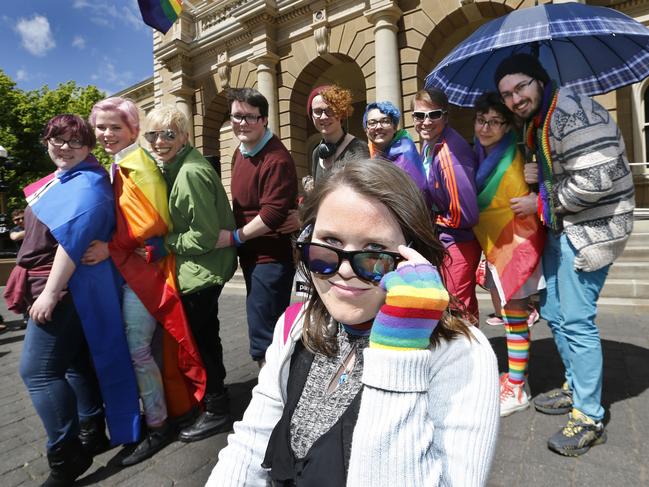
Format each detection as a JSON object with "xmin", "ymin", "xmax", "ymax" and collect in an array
[
  {"xmin": 242, "ymin": 261, "xmax": 295, "ymax": 361},
  {"xmin": 19, "ymin": 298, "xmax": 103, "ymax": 450},
  {"xmin": 540, "ymin": 232, "xmax": 609, "ymax": 421},
  {"xmin": 122, "ymin": 285, "xmax": 166, "ymax": 427}
]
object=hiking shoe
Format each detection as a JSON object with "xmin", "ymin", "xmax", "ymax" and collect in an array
[
  {"xmin": 500, "ymin": 377, "xmax": 529, "ymax": 417},
  {"xmin": 548, "ymin": 409, "xmax": 606, "ymax": 456},
  {"xmin": 534, "ymin": 383, "xmax": 573, "ymax": 415}
]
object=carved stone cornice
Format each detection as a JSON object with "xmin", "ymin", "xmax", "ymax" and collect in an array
[
  {"xmin": 201, "ymin": 0, "xmax": 250, "ymax": 31},
  {"xmin": 156, "ymin": 39, "xmax": 192, "ymax": 73}
]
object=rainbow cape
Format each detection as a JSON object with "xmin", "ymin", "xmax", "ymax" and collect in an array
[
  {"xmin": 138, "ymin": 0, "xmax": 183, "ymax": 34},
  {"xmin": 108, "ymin": 146, "xmax": 206, "ymax": 417},
  {"xmin": 473, "ymin": 132, "xmax": 545, "ymax": 305},
  {"xmin": 25, "ymin": 157, "xmax": 141, "ymax": 445}
]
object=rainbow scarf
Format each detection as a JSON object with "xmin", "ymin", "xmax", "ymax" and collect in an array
[
  {"xmin": 138, "ymin": 0, "xmax": 183, "ymax": 34},
  {"xmin": 473, "ymin": 132, "xmax": 545, "ymax": 305},
  {"xmin": 526, "ymin": 82, "xmax": 559, "ymax": 230},
  {"xmin": 108, "ymin": 146, "xmax": 206, "ymax": 417}
]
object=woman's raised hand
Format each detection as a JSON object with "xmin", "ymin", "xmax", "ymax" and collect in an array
[{"xmin": 370, "ymin": 249, "xmax": 449, "ymax": 351}]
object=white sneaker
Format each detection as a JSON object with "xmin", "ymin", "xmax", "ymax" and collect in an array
[{"xmin": 500, "ymin": 378, "xmax": 530, "ymax": 417}]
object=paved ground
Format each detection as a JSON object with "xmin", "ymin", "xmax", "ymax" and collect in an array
[{"xmin": 1, "ymin": 287, "xmax": 648, "ymax": 486}]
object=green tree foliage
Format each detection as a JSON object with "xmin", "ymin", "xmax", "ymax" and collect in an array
[{"xmin": 0, "ymin": 69, "xmax": 108, "ymax": 210}]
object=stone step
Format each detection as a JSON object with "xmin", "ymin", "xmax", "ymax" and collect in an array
[
  {"xmin": 608, "ymin": 261, "xmax": 649, "ymax": 279},
  {"xmin": 626, "ymin": 232, "xmax": 648, "ymax": 247},
  {"xmin": 600, "ymin": 278, "xmax": 649, "ymax": 299},
  {"xmin": 617, "ymin": 246, "xmax": 649, "ymax": 261}
]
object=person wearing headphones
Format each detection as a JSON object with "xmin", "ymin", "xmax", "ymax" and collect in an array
[{"xmin": 306, "ymin": 85, "xmax": 369, "ymax": 188}]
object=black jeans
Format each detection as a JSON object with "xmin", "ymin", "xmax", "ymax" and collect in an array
[{"xmin": 181, "ymin": 284, "xmax": 226, "ymax": 396}]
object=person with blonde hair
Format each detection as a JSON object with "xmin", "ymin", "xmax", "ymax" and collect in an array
[
  {"xmin": 84, "ymin": 96, "xmax": 206, "ymax": 465},
  {"xmin": 144, "ymin": 105, "xmax": 237, "ymax": 443},
  {"xmin": 209, "ymin": 158, "xmax": 499, "ymax": 486}
]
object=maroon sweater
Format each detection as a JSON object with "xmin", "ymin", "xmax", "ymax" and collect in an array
[{"xmin": 231, "ymin": 135, "xmax": 298, "ymax": 265}]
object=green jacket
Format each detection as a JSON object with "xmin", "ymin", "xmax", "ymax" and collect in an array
[{"xmin": 162, "ymin": 145, "xmax": 237, "ymax": 294}]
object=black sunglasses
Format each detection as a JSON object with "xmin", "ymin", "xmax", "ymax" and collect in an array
[
  {"xmin": 412, "ymin": 110, "xmax": 447, "ymax": 122},
  {"xmin": 297, "ymin": 241, "xmax": 404, "ymax": 283}
]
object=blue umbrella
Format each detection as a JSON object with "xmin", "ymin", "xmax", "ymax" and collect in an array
[{"xmin": 425, "ymin": 2, "xmax": 649, "ymax": 107}]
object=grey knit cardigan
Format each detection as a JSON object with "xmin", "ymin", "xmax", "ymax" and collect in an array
[{"xmin": 547, "ymin": 89, "xmax": 635, "ymax": 272}]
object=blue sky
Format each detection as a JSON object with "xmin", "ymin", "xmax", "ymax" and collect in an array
[{"xmin": 1, "ymin": 0, "xmax": 154, "ymax": 95}]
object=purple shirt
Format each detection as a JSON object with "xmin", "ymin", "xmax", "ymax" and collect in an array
[{"xmin": 424, "ymin": 126, "xmax": 478, "ymax": 245}]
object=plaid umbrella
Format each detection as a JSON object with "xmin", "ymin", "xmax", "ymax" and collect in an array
[{"xmin": 425, "ymin": 2, "xmax": 649, "ymax": 107}]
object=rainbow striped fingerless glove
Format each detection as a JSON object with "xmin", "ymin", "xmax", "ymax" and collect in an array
[{"xmin": 369, "ymin": 264, "xmax": 449, "ymax": 351}]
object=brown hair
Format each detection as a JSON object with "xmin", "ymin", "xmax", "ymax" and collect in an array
[
  {"xmin": 318, "ymin": 85, "xmax": 354, "ymax": 120},
  {"xmin": 411, "ymin": 88, "xmax": 449, "ymax": 112},
  {"xmin": 297, "ymin": 158, "xmax": 472, "ymax": 356}
]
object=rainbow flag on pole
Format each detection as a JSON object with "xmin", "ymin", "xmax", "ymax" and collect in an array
[{"xmin": 138, "ymin": 0, "xmax": 183, "ymax": 34}]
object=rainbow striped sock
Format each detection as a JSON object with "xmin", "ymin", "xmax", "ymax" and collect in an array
[{"xmin": 502, "ymin": 307, "xmax": 530, "ymax": 385}]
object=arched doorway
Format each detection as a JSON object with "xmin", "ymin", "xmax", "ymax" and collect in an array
[{"xmin": 287, "ymin": 55, "xmax": 367, "ymax": 180}]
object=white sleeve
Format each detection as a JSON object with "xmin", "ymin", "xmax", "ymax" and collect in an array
[
  {"xmin": 206, "ymin": 315, "xmax": 291, "ymax": 487},
  {"xmin": 347, "ymin": 328, "xmax": 500, "ymax": 487}
]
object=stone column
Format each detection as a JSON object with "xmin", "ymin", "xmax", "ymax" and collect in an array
[
  {"xmin": 174, "ymin": 91, "xmax": 194, "ymax": 144},
  {"xmin": 365, "ymin": 3, "xmax": 403, "ymax": 111},
  {"xmin": 252, "ymin": 53, "xmax": 280, "ymax": 135}
]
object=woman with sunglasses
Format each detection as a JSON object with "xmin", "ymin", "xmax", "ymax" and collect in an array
[
  {"xmin": 412, "ymin": 88, "xmax": 481, "ymax": 324},
  {"xmin": 208, "ymin": 158, "xmax": 499, "ymax": 486},
  {"xmin": 8, "ymin": 114, "xmax": 140, "ymax": 485},
  {"xmin": 472, "ymin": 93, "xmax": 545, "ymax": 417},
  {"xmin": 85, "ymin": 97, "xmax": 205, "ymax": 465},
  {"xmin": 363, "ymin": 101, "xmax": 428, "ymax": 198},
  {"xmin": 143, "ymin": 106, "xmax": 238, "ymax": 443}
]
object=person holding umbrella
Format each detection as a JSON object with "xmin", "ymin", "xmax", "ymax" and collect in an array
[
  {"xmin": 495, "ymin": 53, "xmax": 635, "ymax": 456},
  {"xmin": 411, "ymin": 88, "xmax": 480, "ymax": 324}
]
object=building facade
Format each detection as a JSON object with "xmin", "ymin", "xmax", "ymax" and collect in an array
[{"xmin": 119, "ymin": 0, "xmax": 649, "ymax": 207}]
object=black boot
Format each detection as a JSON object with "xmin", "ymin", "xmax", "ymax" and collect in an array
[
  {"xmin": 42, "ymin": 438, "xmax": 93, "ymax": 487},
  {"xmin": 120, "ymin": 421, "xmax": 174, "ymax": 466},
  {"xmin": 79, "ymin": 413, "xmax": 110, "ymax": 456},
  {"xmin": 178, "ymin": 391, "xmax": 232, "ymax": 443}
]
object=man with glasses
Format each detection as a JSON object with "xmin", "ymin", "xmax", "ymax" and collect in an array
[
  {"xmin": 225, "ymin": 88, "xmax": 298, "ymax": 367},
  {"xmin": 495, "ymin": 53, "xmax": 635, "ymax": 456},
  {"xmin": 411, "ymin": 88, "xmax": 480, "ymax": 324}
]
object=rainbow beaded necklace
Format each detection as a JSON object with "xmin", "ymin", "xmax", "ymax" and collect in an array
[{"xmin": 526, "ymin": 82, "xmax": 560, "ymax": 231}]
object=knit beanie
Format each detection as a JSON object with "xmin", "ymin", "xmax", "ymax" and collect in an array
[
  {"xmin": 494, "ymin": 53, "xmax": 550, "ymax": 89},
  {"xmin": 306, "ymin": 85, "xmax": 332, "ymax": 116}
]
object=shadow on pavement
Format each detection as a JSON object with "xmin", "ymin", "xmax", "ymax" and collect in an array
[
  {"xmin": 76, "ymin": 378, "xmax": 258, "ymax": 486},
  {"xmin": 489, "ymin": 336, "xmax": 649, "ymax": 410}
]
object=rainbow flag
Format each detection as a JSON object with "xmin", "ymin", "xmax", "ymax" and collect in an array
[
  {"xmin": 138, "ymin": 0, "xmax": 183, "ymax": 34},
  {"xmin": 108, "ymin": 147, "xmax": 206, "ymax": 417},
  {"xmin": 473, "ymin": 132, "xmax": 545, "ymax": 305}
]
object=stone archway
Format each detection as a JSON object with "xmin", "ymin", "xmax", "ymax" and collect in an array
[
  {"xmin": 284, "ymin": 55, "xmax": 367, "ymax": 180},
  {"xmin": 194, "ymin": 62, "xmax": 257, "ymax": 198}
]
